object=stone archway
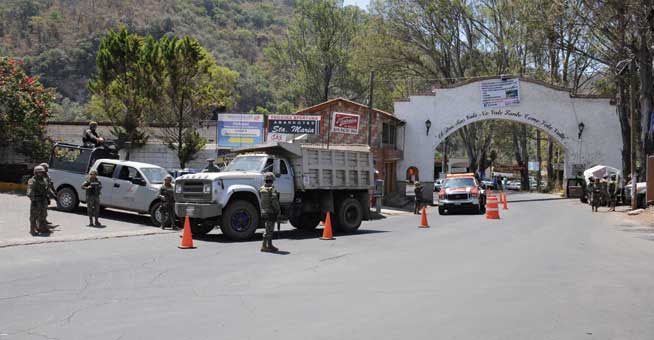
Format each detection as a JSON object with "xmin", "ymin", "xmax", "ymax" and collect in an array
[{"xmin": 394, "ymin": 77, "xmax": 622, "ymax": 196}]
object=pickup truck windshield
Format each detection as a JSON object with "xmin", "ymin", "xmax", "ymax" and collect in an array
[
  {"xmin": 444, "ymin": 178, "xmax": 476, "ymax": 188},
  {"xmin": 141, "ymin": 168, "xmax": 170, "ymax": 184},
  {"xmin": 225, "ymin": 156, "xmax": 266, "ymax": 172}
]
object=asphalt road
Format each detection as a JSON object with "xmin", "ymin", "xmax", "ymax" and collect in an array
[{"xmin": 1, "ymin": 193, "xmax": 653, "ymax": 340}]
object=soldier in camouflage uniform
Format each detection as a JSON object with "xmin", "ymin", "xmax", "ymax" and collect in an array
[
  {"xmin": 158, "ymin": 175, "xmax": 179, "ymax": 230},
  {"xmin": 606, "ymin": 174, "xmax": 618, "ymax": 211},
  {"xmin": 413, "ymin": 181, "xmax": 424, "ymax": 214},
  {"xmin": 591, "ymin": 178, "xmax": 602, "ymax": 212},
  {"xmin": 39, "ymin": 163, "xmax": 57, "ymax": 226},
  {"xmin": 203, "ymin": 159, "xmax": 221, "ymax": 173},
  {"xmin": 27, "ymin": 166, "xmax": 51, "ymax": 236},
  {"xmin": 81, "ymin": 170, "xmax": 102, "ymax": 227},
  {"xmin": 259, "ymin": 173, "xmax": 280, "ymax": 253}
]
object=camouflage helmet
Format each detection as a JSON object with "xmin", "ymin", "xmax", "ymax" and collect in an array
[
  {"xmin": 264, "ymin": 172, "xmax": 275, "ymax": 182},
  {"xmin": 34, "ymin": 166, "xmax": 45, "ymax": 174},
  {"xmin": 39, "ymin": 162, "xmax": 49, "ymax": 170},
  {"xmin": 89, "ymin": 169, "xmax": 98, "ymax": 175},
  {"xmin": 414, "ymin": 181, "xmax": 421, "ymax": 186},
  {"xmin": 164, "ymin": 174, "xmax": 173, "ymax": 181},
  {"xmin": 89, "ymin": 121, "xmax": 98, "ymax": 127}
]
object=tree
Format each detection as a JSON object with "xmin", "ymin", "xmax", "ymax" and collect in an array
[
  {"xmin": 157, "ymin": 36, "xmax": 238, "ymax": 168},
  {"xmin": 0, "ymin": 57, "xmax": 54, "ymax": 161},
  {"xmin": 88, "ymin": 27, "xmax": 157, "ymax": 159},
  {"xmin": 267, "ymin": 0, "xmax": 365, "ymax": 107}
]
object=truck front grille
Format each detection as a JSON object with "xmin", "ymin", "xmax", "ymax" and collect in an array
[
  {"xmin": 447, "ymin": 193, "xmax": 469, "ymax": 200},
  {"xmin": 175, "ymin": 180, "xmax": 212, "ymax": 202}
]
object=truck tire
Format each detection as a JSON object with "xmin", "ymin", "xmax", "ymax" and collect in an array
[
  {"xmin": 149, "ymin": 201, "xmax": 165, "ymax": 227},
  {"xmin": 289, "ymin": 213, "xmax": 321, "ymax": 230},
  {"xmin": 56, "ymin": 187, "xmax": 79, "ymax": 212},
  {"xmin": 220, "ymin": 200, "xmax": 259, "ymax": 240},
  {"xmin": 191, "ymin": 220, "xmax": 214, "ymax": 235},
  {"xmin": 334, "ymin": 198, "xmax": 362, "ymax": 233},
  {"xmin": 438, "ymin": 206, "xmax": 446, "ymax": 215}
]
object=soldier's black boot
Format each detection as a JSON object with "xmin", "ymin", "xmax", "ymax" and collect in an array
[
  {"xmin": 260, "ymin": 238, "xmax": 269, "ymax": 252},
  {"xmin": 88, "ymin": 218, "xmax": 94, "ymax": 226},
  {"xmin": 267, "ymin": 239, "xmax": 278, "ymax": 253},
  {"xmin": 95, "ymin": 218, "xmax": 102, "ymax": 227}
]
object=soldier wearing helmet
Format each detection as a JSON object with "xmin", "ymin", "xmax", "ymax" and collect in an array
[
  {"xmin": 203, "ymin": 158, "xmax": 221, "ymax": 173},
  {"xmin": 259, "ymin": 172, "xmax": 280, "ymax": 252},
  {"xmin": 82, "ymin": 121, "xmax": 104, "ymax": 148},
  {"xmin": 39, "ymin": 162, "xmax": 57, "ymax": 226},
  {"xmin": 158, "ymin": 174, "xmax": 179, "ymax": 230},
  {"xmin": 413, "ymin": 181, "xmax": 424, "ymax": 214},
  {"xmin": 27, "ymin": 166, "xmax": 51, "ymax": 236},
  {"xmin": 607, "ymin": 174, "xmax": 618, "ymax": 211},
  {"xmin": 81, "ymin": 169, "xmax": 103, "ymax": 226}
]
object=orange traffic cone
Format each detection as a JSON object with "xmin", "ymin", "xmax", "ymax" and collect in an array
[
  {"xmin": 178, "ymin": 216, "xmax": 196, "ymax": 249},
  {"xmin": 503, "ymin": 192, "xmax": 508, "ymax": 210},
  {"xmin": 419, "ymin": 207, "xmax": 429, "ymax": 228},
  {"xmin": 485, "ymin": 196, "xmax": 500, "ymax": 219},
  {"xmin": 321, "ymin": 212, "xmax": 334, "ymax": 240}
]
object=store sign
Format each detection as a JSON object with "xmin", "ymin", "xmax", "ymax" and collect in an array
[
  {"xmin": 480, "ymin": 78, "xmax": 520, "ymax": 108},
  {"xmin": 331, "ymin": 112, "xmax": 360, "ymax": 135},
  {"xmin": 217, "ymin": 114, "xmax": 264, "ymax": 148},
  {"xmin": 267, "ymin": 132, "xmax": 291, "ymax": 143},
  {"xmin": 268, "ymin": 115, "xmax": 320, "ymax": 134}
]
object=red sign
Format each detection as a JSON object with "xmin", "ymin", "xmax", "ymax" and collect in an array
[{"xmin": 331, "ymin": 112, "xmax": 360, "ymax": 135}]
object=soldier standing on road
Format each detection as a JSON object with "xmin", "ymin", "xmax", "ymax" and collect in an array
[
  {"xmin": 82, "ymin": 121, "xmax": 104, "ymax": 148},
  {"xmin": 587, "ymin": 177, "xmax": 595, "ymax": 211},
  {"xmin": 27, "ymin": 166, "xmax": 51, "ymax": 236},
  {"xmin": 591, "ymin": 178, "xmax": 602, "ymax": 212},
  {"xmin": 81, "ymin": 170, "xmax": 102, "ymax": 227},
  {"xmin": 159, "ymin": 175, "xmax": 180, "ymax": 230},
  {"xmin": 259, "ymin": 173, "xmax": 280, "ymax": 253},
  {"xmin": 607, "ymin": 174, "xmax": 618, "ymax": 212},
  {"xmin": 203, "ymin": 159, "xmax": 221, "ymax": 173},
  {"xmin": 413, "ymin": 181, "xmax": 424, "ymax": 214},
  {"xmin": 39, "ymin": 162, "xmax": 57, "ymax": 227}
]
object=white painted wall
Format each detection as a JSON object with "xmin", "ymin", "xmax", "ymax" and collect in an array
[{"xmin": 394, "ymin": 78, "xmax": 622, "ymax": 188}]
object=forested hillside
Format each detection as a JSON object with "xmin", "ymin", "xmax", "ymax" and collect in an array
[{"xmin": 0, "ymin": 0, "xmax": 295, "ymax": 119}]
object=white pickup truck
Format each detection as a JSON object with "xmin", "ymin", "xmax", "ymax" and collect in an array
[
  {"xmin": 174, "ymin": 142, "xmax": 374, "ymax": 240},
  {"xmin": 48, "ymin": 143, "xmax": 171, "ymax": 226}
]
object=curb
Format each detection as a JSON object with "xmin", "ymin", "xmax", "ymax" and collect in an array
[
  {"xmin": 0, "ymin": 229, "xmax": 178, "ymax": 249},
  {"xmin": 0, "ymin": 182, "xmax": 27, "ymax": 192}
]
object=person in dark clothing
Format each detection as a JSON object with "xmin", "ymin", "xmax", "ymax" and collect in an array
[
  {"xmin": 414, "ymin": 181, "xmax": 424, "ymax": 214},
  {"xmin": 82, "ymin": 121, "xmax": 104, "ymax": 148},
  {"xmin": 159, "ymin": 175, "xmax": 180, "ymax": 230}
]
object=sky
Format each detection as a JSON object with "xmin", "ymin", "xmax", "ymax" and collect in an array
[{"xmin": 343, "ymin": 0, "xmax": 369, "ymax": 10}]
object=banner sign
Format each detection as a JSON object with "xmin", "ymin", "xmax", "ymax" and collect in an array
[
  {"xmin": 480, "ymin": 78, "xmax": 520, "ymax": 109},
  {"xmin": 331, "ymin": 112, "xmax": 360, "ymax": 135},
  {"xmin": 217, "ymin": 114, "xmax": 264, "ymax": 148},
  {"xmin": 268, "ymin": 115, "xmax": 321, "ymax": 134},
  {"xmin": 267, "ymin": 132, "xmax": 291, "ymax": 143}
]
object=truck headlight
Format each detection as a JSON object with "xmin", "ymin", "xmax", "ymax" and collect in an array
[
  {"xmin": 175, "ymin": 185, "xmax": 182, "ymax": 193},
  {"xmin": 203, "ymin": 183, "xmax": 211, "ymax": 193}
]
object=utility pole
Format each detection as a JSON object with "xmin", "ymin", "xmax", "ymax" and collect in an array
[
  {"xmin": 367, "ymin": 71, "xmax": 375, "ymax": 147},
  {"xmin": 629, "ymin": 59, "xmax": 638, "ymax": 209}
]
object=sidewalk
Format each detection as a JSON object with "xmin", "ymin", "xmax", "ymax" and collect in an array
[{"xmin": 0, "ymin": 192, "xmax": 175, "ymax": 248}]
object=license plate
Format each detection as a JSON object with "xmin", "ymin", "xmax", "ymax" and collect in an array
[{"xmin": 185, "ymin": 207, "xmax": 196, "ymax": 215}]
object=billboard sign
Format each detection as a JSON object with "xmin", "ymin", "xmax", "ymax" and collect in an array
[
  {"xmin": 331, "ymin": 112, "xmax": 360, "ymax": 135},
  {"xmin": 217, "ymin": 114, "xmax": 264, "ymax": 148},
  {"xmin": 268, "ymin": 115, "xmax": 321, "ymax": 134},
  {"xmin": 480, "ymin": 78, "xmax": 520, "ymax": 108}
]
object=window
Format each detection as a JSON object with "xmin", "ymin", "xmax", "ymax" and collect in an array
[
  {"xmin": 118, "ymin": 166, "xmax": 140, "ymax": 181},
  {"xmin": 382, "ymin": 123, "xmax": 396, "ymax": 145},
  {"xmin": 262, "ymin": 158, "xmax": 274, "ymax": 172},
  {"xmin": 280, "ymin": 160, "xmax": 289, "ymax": 175},
  {"xmin": 97, "ymin": 163, "xmax": 116, "ymax": 178}
]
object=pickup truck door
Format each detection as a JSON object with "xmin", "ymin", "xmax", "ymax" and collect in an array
[
  {"xmin": 111, "ymin": 165, "xmax": 150, "ymax": 212},
  {"xmin": 92, "ymin": 162, "xmax": 117, "ymax": 204},
  {"xmin": 274, "ymin": 159, "xmax": 294, "ymax": 204}
]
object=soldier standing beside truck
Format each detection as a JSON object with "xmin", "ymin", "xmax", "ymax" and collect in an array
[
  {"xmin": 27, "ymin": 166, "xmax": 51, "ymax": 236},
  {"xmin": 159, "ymin": 175, "xmax": 180, "ymax": 230},
  {"xmin": 259, "ymin": 173, "xmax": 281, "ymax": 253},
  {"xmin": 81, "ymin": 170, "xmax": 102, "ymax": 227},
  {"xmin": 39, "ymin": 162, "xmax": 57, "ymax": 227}
]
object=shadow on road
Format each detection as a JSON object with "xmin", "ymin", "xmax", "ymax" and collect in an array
[
  {"xmin": 52, "ymin": 207, "xmax": 158, "ymax": 228},
  {"xmin": 507, "ymin": 197, "xmax": 567, "ymax": 203},
  {"xmin": 193, "ymin": 228, "xmax": 389, "ymax": 243}
]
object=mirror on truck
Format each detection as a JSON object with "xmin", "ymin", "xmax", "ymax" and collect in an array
[
  {"xmin": 273, "ymin": 159, "xmax": 281, "ymax": 177},
  {"xmin": 132, "ymin": 178, "xmax": 146, "ymax": 186}
]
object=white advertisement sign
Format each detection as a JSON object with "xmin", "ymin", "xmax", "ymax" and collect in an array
[
  {"xmin": 331, "ymin": 112, "xmax": 360, "ymax": 135},
  {"xmin": 481, "ymin": 78, "xmax": 520, "ymax": 108}
]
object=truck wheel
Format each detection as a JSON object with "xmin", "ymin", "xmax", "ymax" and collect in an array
[
  {"xmin": 56, "ymin": 187, "xmax": 79, "ymax": 212},
  {"xmin": 289, "ymin": 213, "xmax": 321, "ymax": 230},
  {"xmin": 149, "ymin": 201, "xmax": 165, "ymax": 227},
  {"xmin": 191, "ymin": 220, "xmax": 214, "ymax": 235},
  {"xmin": 220, "ymin": 200, "xmax": 259, "ymax": 240},
  {"xmin": 334, "ymin": 198, "xmax": 362, "ymax": 233}
]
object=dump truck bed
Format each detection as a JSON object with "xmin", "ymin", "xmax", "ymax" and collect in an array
[{"xmin": 233, "ymin": 142, "xmax": 374, "ymax": 191}]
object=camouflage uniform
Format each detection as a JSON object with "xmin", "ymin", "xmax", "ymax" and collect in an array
[
  {"xmin": 260, "ymin": 173, "xmax": 280, "ymax": 252},
  {"xmin": 27, "ymin": 167, "xmax": 50, "ymax": 235},
  {"xmin": 591, "ymin": 179, "xmax": 602, "ymax": 212},
  {"xmin": 82, "ymin": 122, "xmax": 103, "ymax": 148},
  {"xmin": 39, "ymin": 163, "xmax": 57, "ymax": 225},
  {"xmin": 159, "ymin": 175, "xmax": 179, "ymax": 230},
  {"xmin": 203, "ymin": 159, "xmax": 221, "ymax": 173},
  {"xmin": 413, "ymin": 182, "xmax": 424, "ymax": 214},
  {"xmin": 81, "ymin": 172, "xmax": 102, "ymax": 226}
]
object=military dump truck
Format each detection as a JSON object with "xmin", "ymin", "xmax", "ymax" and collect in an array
[{"xmin": 174, "ymin": 142, "xmax": 374, "ymax": 240}]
